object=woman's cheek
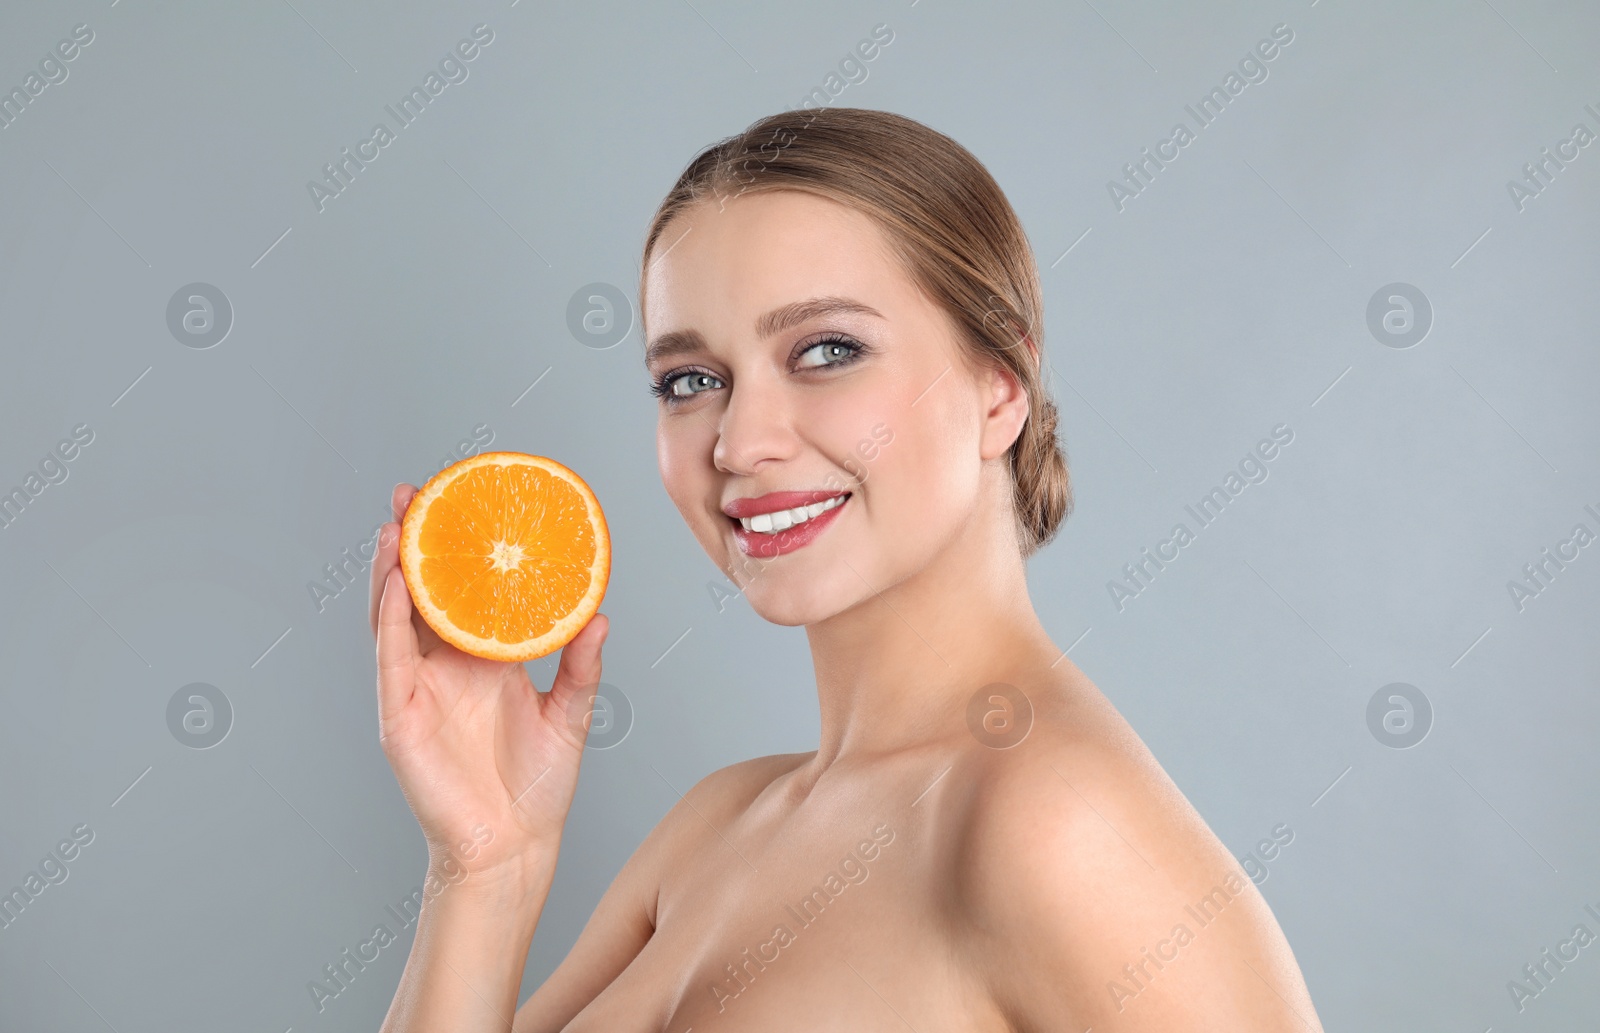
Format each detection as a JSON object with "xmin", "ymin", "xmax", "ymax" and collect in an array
[
  {"xmin": 658, "ymin": 427, "xmax": 711, "ymax": 525},
  {"xmin": 908, "ymin": 405, "xmax": 982, "ymax": 519}
]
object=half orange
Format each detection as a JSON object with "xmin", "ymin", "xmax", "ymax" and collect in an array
[{"xmin": 398, "ymin": 452, "xmax": 610, "ymax": 662}]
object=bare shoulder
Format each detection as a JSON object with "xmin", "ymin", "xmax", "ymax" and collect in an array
[
  {"xmin": 949, "ymin": 670, "xmax": 1323, "ymax": 1032},
  {"xmin": 679, "ymin": 751, "xmax": 811, "ymax": 812},
  {"xmin": 650, "ymin": 751, "xmax": 812, "ymax": 852},
  {"xmin": 610, "ymin": 751, "xmax": 812, "ymax": 912}
]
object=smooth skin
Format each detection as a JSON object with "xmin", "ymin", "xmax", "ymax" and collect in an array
[{"xmin": 374, "ymin": 188, "xmax": 1324, "ymax": 1032}]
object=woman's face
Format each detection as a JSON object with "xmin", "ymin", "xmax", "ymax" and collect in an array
[{"xmin": 643, "ymin": 188, "xmax": 1026, "ymax": 627}]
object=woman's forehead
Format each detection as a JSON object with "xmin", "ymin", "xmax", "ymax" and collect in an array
[{"xmin": 643, "ymin": 192, "xmax": 912, "ymax": 336}]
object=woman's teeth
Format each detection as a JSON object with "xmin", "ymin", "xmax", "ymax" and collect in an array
[{"xmin": 739, "ymin": 494, "xmax": 848, "ymax": 534}]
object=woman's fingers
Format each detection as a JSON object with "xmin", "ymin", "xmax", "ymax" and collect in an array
[
  {"xmin": 368, "ymin": 483, "xmax": 414, "ymax": 638},
  {"xmin": 544, "ymin": 613, "xmax": 610, "ymax": 745},
  {"xmin": 392, "ymin": 481, "xmax": 417, "ymax": 522},
  {"xmin": 376, "ymin": 564, "xmax": 420, "ymax": 727},
  {"xmin": 370, "ymin": 521, "xmax": 397, "ymax": 639}
]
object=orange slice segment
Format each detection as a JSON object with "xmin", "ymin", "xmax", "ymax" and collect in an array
[{"xmin": 398, "ymin": 452, "xmax": 610, "ymax": 662}]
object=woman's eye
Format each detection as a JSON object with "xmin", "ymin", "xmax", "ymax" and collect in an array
[
  {"xmin": 795, "ymin": 338, "xmax": 860, "ymax": 369},
  {"xmin": 670, "ymin": 372, "xmax": 722, "ymax": 398},
  {"xmin": 656, "ymin": 338, "xmax": 861, "ymax": 403}
]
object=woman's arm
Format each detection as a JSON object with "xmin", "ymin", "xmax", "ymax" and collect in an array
[
  {"xmin": 378, "ymin": 746, "xmax": 671, "ymax": 1033},
  {"xmin": 380, "ymin": 851, "xmax": 560, "ymax": 1032},
  {"xmin": 508, "ymin": 808, "xmax": 665, "ymax": 1032},
  {"xmin": 366, "ymin": 479, "xmax": 624, "ymax": 1033}
]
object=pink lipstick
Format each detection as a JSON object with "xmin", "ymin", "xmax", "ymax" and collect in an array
[{"xmin": 724, "ymin": 490, "xmax": 851, "ymax": 558}]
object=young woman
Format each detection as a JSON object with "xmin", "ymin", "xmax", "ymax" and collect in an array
[{"xmin": 371, "ymin": 107, "xmax": 1324, "ymax": 1032}]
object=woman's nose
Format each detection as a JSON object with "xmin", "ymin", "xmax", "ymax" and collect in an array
[{"xmin": 712, "ymin": 377, "xmax": 798, "ymax": 476}]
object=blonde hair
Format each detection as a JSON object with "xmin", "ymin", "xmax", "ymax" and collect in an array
[{"xmin": 639, "ymin": 107, "xmax": 1072, "ymax": 557}]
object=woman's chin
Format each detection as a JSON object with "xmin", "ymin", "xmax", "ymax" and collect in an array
[
  {"xmin": 745, "ymin": 593, "xmax": 824, "ymax": 628},
  {"xmin": 740, "ymin": 579, "xmax": 852, "ymax": 628}
]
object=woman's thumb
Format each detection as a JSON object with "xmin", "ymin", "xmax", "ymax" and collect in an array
[{"xmin": 546, "ymin": 613, "xmax": 608, "ymax": 724}]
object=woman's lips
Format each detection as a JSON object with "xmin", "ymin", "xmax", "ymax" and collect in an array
[
  {"xmin": 722, "ymin": 489, "xmax": 849, "ymax": 519},
  {"xmin": 730, "ymin": 493, "xmax": 850, "ymax": 558}
]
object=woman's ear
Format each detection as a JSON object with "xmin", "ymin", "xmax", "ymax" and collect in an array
[{"xmin": 979, "ymin": 362, "xmax": 1030, "ymax": 462}]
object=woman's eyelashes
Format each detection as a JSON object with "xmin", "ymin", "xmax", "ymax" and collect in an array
[
  {"xmin": 649, "ymin": 333, "xmax": 869, "ymax": 404},
  {"xmin": 793, "ymin": 333, "xmax": 866, "ymax": 371},
  {"xmin": 649, "ymin": 366, "xmax": 720, "ymax": 401}
]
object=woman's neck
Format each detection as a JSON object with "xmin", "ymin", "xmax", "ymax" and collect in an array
[{"xmin": 802, "ymin": 509, "xmax": 1057, "ymax": 774}]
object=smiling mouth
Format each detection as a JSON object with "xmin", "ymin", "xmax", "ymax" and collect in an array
[{"xmin": 730, "ymin": 492, "xmax": 851, "ymax": 534}]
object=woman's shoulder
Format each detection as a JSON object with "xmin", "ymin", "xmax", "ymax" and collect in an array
[
  {"xmin": 952, "ymin": 676, "xmax": 1211, "ymax": 891},
  {"xmin": 944, "ymin": 672, "xmax": 1321, "ymax": 1029},
  {"xmin": 653, "ymin": 750, "xmax": 814, "ymax": 836}
]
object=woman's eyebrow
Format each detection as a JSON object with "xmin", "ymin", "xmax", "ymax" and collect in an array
[
  {"xmin": 754, "ymin": 296, "xmax": 883, "ymax": 338},
  {"xmin": 644, "ymin": 296, "xmax": 883, "ymax": 368}
]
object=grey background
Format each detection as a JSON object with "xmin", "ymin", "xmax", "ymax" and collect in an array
[{"xmin": 2, "ymin": 0, "xmax": 1597, "ymax": 1029}]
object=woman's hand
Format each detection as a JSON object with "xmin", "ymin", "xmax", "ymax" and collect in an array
[{"xmin": 368, "ymin": 482, "xmax": 609, "ymax": 888}]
